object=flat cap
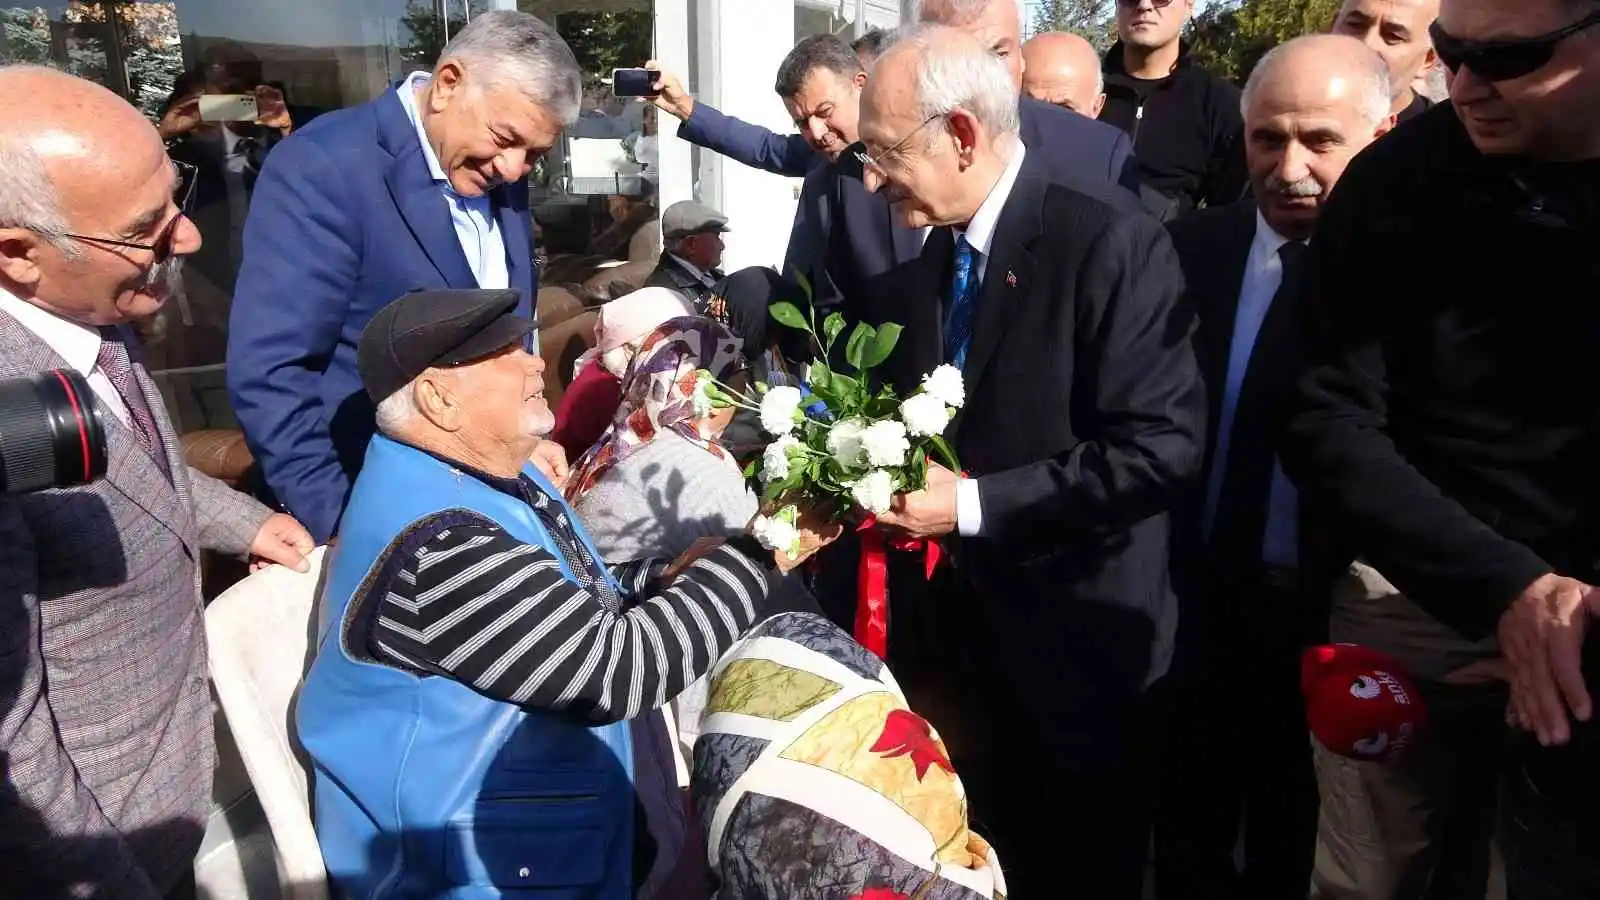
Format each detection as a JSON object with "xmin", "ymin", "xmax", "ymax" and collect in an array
[
  {"xmin": 661, "ymin": 200, "xmax": 730, "ymax": 240},
  {"xmin": 358, "ymin": 288, "xmax": 536, "ymax": 403}
]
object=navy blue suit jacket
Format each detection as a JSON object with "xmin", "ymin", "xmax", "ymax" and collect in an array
[
  {"xmin": 676, "ymin": 96, "xmax": 1141, "ymax": 194},
  {"xmin": 226, "ymin": 87, "xmax": 537, "ymax": 542}
]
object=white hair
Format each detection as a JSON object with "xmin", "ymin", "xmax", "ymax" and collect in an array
[
  {"xmin": 373, "ymin": 384, "xmax": 419, "ymax": 435},
  {"xmin": 0, "ymin": 66, "xmax": 81, "ymax": 258},
  {"xmin": 1241, "ymin": 35, "xmax": 1393, "ymax": 128},
  {"xmin": 439, "ymin": 10, "xmax": 583, "ymax": 125},
  {"xmin": 890, "ymin": 24, "xmax": 1022, "ymax": 146},
  {"xmin": 912, "ymin": 0, "xmax": 1028, "ymax": 28}
]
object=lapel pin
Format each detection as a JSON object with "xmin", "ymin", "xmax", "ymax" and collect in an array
[{"xmin": 1005, "ymin": 270, "xmax": 1017, "ymax": 288}]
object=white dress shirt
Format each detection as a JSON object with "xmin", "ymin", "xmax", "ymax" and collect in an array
[
  {"xmin": 398, "ymin": 73, "xmax": 510, "ymax": 292},
  {"xmin": 1201, "ymin": 210, "xmax": 1302, "ymax": 568},
  {"xmin": 949, "ymin": 143, "xmax": 1027, "ymax": 538},
  {"xmin": 0, "ymin": 287, "xmax": 130, "ymax": 426}
]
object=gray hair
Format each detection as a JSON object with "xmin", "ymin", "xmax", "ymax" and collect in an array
[
  {"xmin": 1241, "ymin": 35, "xmax": 1392, "ymax": 128},
  {"xmin": 0, "ymin": 67, "xmax": 81, "ymax": 259},
  {"xmin": 438, "ymin": 10, "xmax": 582, "ymax": 125},
  {"xmin": 373, "ymin": 384, "xmax": 418, "ymax": 435},
  {"xmin": 912, "ymin": 0, "xmax": 1029, "ymax": 27},
  {"xmin": 775, "ymin": 34, "xmax": 863, "ymax": 99},
  {"xmin": 890, "ymin": 24, "xmax": 1022, "ymax": 145}
]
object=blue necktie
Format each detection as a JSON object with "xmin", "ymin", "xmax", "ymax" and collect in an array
[{"xmin": 944, "ymin": 234, "xmax": 979, "ymax": 368}]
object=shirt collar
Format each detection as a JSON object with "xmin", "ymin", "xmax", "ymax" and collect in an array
[
  {"xmin": 1249, "ymin": 208, "xmax": 1298, "ymax": 268},
  {"xmin": 958, "ymin": 142, "xmax": 1027, "ymax": 258},
  {"xmin": 0, "ymin": 285, "xmax": 103, "ymax": 377},
  {"xmin": 668, "ymin": 252, "xmax": 716, "ymax": 286},
  {"xmin": 397, "ymin": 72, "xmax": 451, "ymax": 186}
]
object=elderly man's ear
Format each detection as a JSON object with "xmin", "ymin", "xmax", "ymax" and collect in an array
[
  {"xmin": 0, "ymin": 229, "xmax": 46, "ymax": 290},
  {"xmin": 414, "ymin": 372, "xmax": 466, "ymax": 432}
]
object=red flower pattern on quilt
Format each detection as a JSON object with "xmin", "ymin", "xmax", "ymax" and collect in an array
[{"xmin": 869, "ymin": 709, "xmax": 954, "ymax": 781}]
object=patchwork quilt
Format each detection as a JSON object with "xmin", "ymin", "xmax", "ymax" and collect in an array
[{"xmin": 692, "ymin": 612, "xmax": 1007, "ymax": 899}]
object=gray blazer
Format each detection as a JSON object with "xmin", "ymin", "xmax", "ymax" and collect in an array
[{"xmin": 0, "ymin": 310, "xmax": 271, "ymax": 898}]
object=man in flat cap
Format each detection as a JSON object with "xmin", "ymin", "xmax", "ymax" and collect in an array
[
  {"xmin": 296, "ymin": 287, "xmax": 836, "ymax": 897},
  {"xmin": 646, "ymin": 199, "xmax": 730, "ymax": 310}
]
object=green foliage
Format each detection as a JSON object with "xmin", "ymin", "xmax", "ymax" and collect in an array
[
  {"xmin": 1185, "ymin": 0, "xmax": 1343, "ymax": 85},
  {"xmin": 557, "ymin": 10, "xmax": 653, "ymax": 83},
  {"xmin": 1031, "ymin": 0, "xmax": 1117, "ymax": 52}
]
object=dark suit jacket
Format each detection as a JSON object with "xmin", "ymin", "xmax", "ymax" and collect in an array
[
  {"xmin": 644, "ymin": 253, "xmax": 722, "ymax": 311},
  {"xmin": 677, "ymin": 96, "xmax": 1142, "ymax": 195},
  {"xmin": 1167, "ymin": 202, "xmax": 1334, "ymax": 658},
  {"xmin": 880, "ymin": 156, "xmax": 1205, "ymax": 737},
  {"xmin": 226, "ymin": 86, "xmax": 538, "ymax": 542}
]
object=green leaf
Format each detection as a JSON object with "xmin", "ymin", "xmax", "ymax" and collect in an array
[
  {"xmin": 823, "ymin": 312, "xmax": 846, "ymax": 352},
  {"xmin": 769, "ymin": 301, "xmax": 810, "ymax": 331},
  {"xmin": 909, "ymin": 446, "xmax": 928, "ymax": 490},
  {"xmin": 743, "ymin": 458, "xmax": 759, "ymax": 478},
  {"xmin": 808, "ymin": 361, "xmax": 832, "ymax": 393},
  {"xmin": 828, "ymin": 371, "xmax": 861, "ymax": 406},
  {"xmin": 927, "ymin": 434, "xmax": 962, "ymax": 472},
  {"xmin": 844, "ymin": 322, "xmax": 876, "ymax": 371},
  {"xmin": 860, "ymin": 322, "xmax": 903, "ymax": 370}
]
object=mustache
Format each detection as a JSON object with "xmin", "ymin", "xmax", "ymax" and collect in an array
[{"xmin": 1264, "ymin": 173, "xmax": 1322, "ymax": 197}]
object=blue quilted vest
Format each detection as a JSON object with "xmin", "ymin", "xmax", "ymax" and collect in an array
[{"xmin": 297, "ymin": 435, "xmax": 636, "ymax": 899}]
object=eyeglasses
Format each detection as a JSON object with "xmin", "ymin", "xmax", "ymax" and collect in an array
[
  {"xmin": 1116, "ymin": 0, "xmax": 1175, "ymax": 9},
  {"xmin": 1430, "ymin": 9, "xmax": 1600, "ymax": 82},
  {"xmin": 849, "ymin": 114, "xmax": 945, "ymax": 175},
  {"xmin": 59, "ymin": 160, "xmax": 197, "ymax": 261}
]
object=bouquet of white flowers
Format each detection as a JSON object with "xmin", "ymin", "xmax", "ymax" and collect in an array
[{"xmin": 694, "ymin": 293, "xmax": 965, "ymax": 558}]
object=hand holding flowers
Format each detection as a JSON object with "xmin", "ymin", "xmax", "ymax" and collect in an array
[{"xmin": 693, "ymin": 285, "xmax": 964, "ymax": 556}]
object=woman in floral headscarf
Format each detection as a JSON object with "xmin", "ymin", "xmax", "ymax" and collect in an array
[{"xmin": 566, "ymin": 315, "xmax": 757, "ymax": 560}]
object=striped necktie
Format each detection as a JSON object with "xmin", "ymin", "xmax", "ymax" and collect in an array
[
  {"xmin": 96, "ymin": 326, "xmax": 171, "ymax": 480},
  {"xmin": 524, "ymin": 483, "xmax": 620, "ymax": 612}
]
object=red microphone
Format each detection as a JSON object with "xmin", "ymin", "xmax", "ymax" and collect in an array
[{"xmin": 1302, "ymin": 643, "xmax": 1428, "ymax": 764}]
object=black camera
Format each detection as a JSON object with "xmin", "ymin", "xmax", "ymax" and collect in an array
[{"xmin": 0, "ymin": 369, "xmax": 108, "ymax": 493}]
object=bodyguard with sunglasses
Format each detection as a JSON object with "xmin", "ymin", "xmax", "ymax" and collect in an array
[
  {"xmin": 0, "ymin": 66, "xmax": 313, "ymax": 898},
  {"xmin": 1281, "ymin": 1, "xmax": 1600, "ymax": 896}
]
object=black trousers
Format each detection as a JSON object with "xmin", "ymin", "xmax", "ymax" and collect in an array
[
  {"xmin": 1501, "ymin": 756, "xmax": 1600, "ymax": 900},
  {"xmin": 1152, "ymin": 570, "xmax": 1321, "ymax": 900},
  {"xmin": 889, "ymin": 566, "xmax": 1169, "ymax": 900}
]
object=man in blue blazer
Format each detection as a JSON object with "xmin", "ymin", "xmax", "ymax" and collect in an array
[{"xmin": 227, "ymin": 11, "xmax": 577, "ymax": 542}]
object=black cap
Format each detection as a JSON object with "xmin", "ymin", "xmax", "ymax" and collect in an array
[{"xmin": 358, "ymin": 288, "xmax": 537, "ymax": 403}]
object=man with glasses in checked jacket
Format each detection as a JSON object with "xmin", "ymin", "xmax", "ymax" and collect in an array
[
  {"xmin": 0, "ymin": 66, "xmax": 313, "ymax": 898},
  {"xmin": 1281, "ymin": 1, "xmax": 1600, "ymax": 897}
]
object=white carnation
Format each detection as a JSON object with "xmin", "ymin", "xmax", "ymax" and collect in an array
[
  {"xmin": 751, "ymin": 508, "xmax": 801, "ymax": 556},
  {"xmin": 850, "ymin": 470, "xmax": 897, "ymax": 515},
  {"xmin": 899, "ymin": 392, "xmax": 951, "ymax": 438},
  {"xmin": 921, "ymin": 364, "xmax": 966, "ymax": 409},
  {"xmin": 759, "ymin": 385, "xmax": 803, "ymax": 436},
  {"xmin": 760, "ymin": 435, "xmax": 800, "ymax": 484},
  {"xmin": 861, "ymin": 419, "xmax": 910, "ymax": 468},
  {"xmin": 826, "ymin": 418, "xmax": 869, "ymax": 470},
  {"xmin": 691, "ymin": 372, "xmax": 715, "ymax": 418}
]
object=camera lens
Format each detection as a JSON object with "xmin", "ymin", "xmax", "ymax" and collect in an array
[{"xmin": 0, "ymin": 369, "xmax": 109, "ymax": 494}]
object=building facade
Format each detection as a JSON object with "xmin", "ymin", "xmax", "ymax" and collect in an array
[{"xmin": 1, "ymin": 0, "xmax": 904, "ymax": 443}]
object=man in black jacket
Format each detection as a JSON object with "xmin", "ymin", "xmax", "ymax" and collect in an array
[
  {"xmin": 862, "ymin": 25, "xmax": 1203, "ymax": 898},
  {"xmin": 1103, "ymin": 0, "xmax": 1246, "ymax": 219},
  {"xmin": 1282, "ymin": 1, "xmax": 1600, "ymax": 896},
  {"xmin": 1331, "ymin": 0, "xmax": 1442, "ymax": 125}
]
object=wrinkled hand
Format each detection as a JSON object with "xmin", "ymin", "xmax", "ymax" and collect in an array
[
  {"xmin": 249, "ymin": 513, "xmax": 314, "ymax": 574},
  {"xmin": 757, "ymin": 504, "xmax": 843, "ymax": 574},
  {"xmin": 874, "ymin": 463, "xmax": 959, "ymax": 541},
  {"xmin": 644, "ymin": 60, "xmax": 694, "ymax": 121},
  {"xmin": 158, "ymin": 94, "xmax": 203, "ymax": 141},
  {"xmin": 254, "ymin": 84, "xmax": 292, "ymax": 132},
  {"xmin": 530, "ymin": 439, "xmax": 571, "ymax": 490},
  {"xmin": 1499, "ymin": 573, "xmax": 1596, "ymax": 745}
]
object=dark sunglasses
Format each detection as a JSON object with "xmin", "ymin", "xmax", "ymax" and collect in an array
[
  {"xmin": 1116, "ymin": 0, "xmax": 1175, "ymax": 8},
  {"xmin": 1430, "ymin": 9, "xmax": 1600, "ymax": 82},
  {"xmin": 60, "ymin": 160, "xmax": 197, "ymax": 261}
]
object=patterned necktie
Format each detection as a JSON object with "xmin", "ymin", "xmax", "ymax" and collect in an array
[
  {"xmin": 524, "ymin": 482, "xmax": 620, "ymax": 612},
  {"xmin": 944, "ymin": 234, "xmax": 980, "ymax": 369},
  {"xmin": 96, "ymin": 327, "xmax": 171, "ymax": 480}
]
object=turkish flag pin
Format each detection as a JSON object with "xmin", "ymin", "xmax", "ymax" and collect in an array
[{"xmin": 1006, "ymin": 270, "xmax": 1017, "ymax": 288}]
